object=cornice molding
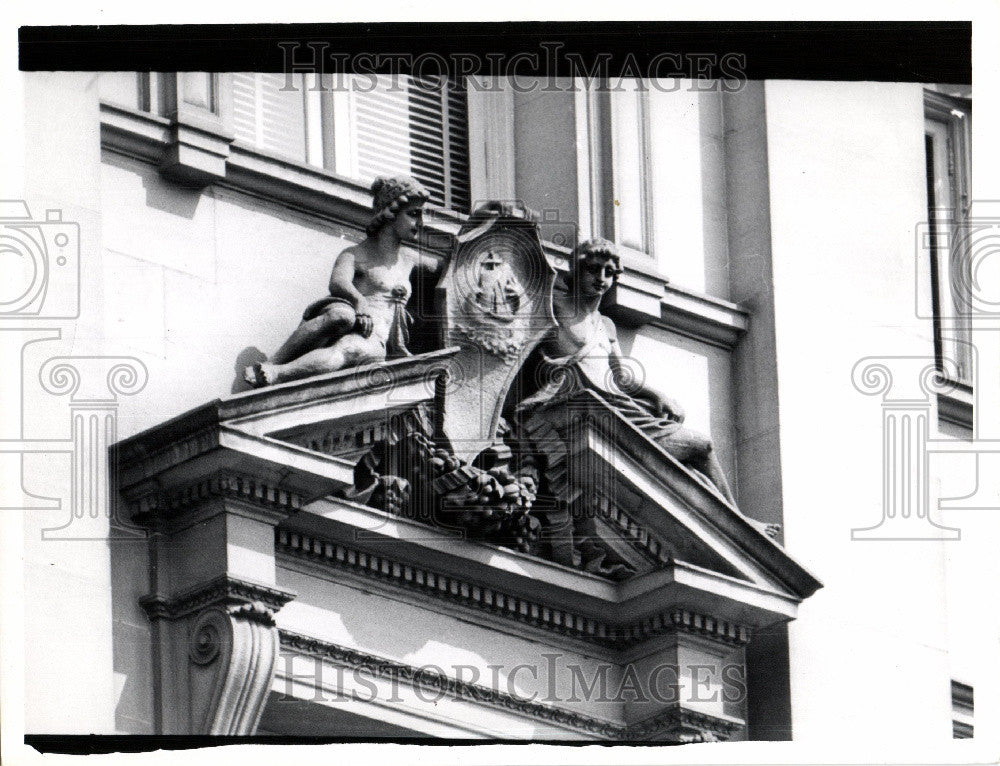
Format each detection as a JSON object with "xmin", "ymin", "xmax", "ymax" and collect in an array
[
  {"xmin": 140, "ymin": 575, "xmax": 297, "ymax": 621},
  {"xmin": 115, "ymin": 422, "xmax": 222, "ymax": 493},
  {"xmin": 112, "ymin": 349, "xmax": 459, "ymax": 482},
  {"xmin": 279, "ymin": 630, "xmax": 742, "ymax": 741},
  {"xmin": 626, "ymin": 705, "xmax": 745, "ymax": 741},
  {"xmin": 276, "ymin": 529, "xmax": 750, "ymax": 649},
  {"xmin": 131, "ymin": 470, "xmax": 305, "ymax": 524}
]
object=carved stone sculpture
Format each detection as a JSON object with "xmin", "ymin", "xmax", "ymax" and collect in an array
[
  {"xmin": 339, "ymin": 406, "xmax": 542, "ymax": 552},
  {"xmin": 436, "ymin": 200, "xmax": 558, "ymax": 462},
  {"xmin": 336, "ymin": 201, "xmax": 558, "ymax": 551},
  {"xmin": 245, "ymin": 176, "xmax": 435, "ymax": 387},
  {"xmin": 516, "ymin": 237, "xmax": 737, "ymax": 505}
]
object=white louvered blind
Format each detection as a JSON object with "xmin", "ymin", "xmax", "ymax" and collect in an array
[
  {"xmin": 348, "ymin": 74, "xmax": 470, "ymax": 212},
  {"xmin": 231, "ymin": 73, "xmax": 308, "ymax": 162},
  {"xmin": 154, "ymin": 73, "xmax": 471, "ymax": 212}
]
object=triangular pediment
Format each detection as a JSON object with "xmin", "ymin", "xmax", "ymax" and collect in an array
[
  {"xmin": 536, "ymin": 390, "xmax": 821, "ymax": 600},
  {"xmin": 581, "ymin": 484, "xmax": 752, "ymax": 582},
  {"xmin": 206, "ymin": 357, "xmax": 819, "ymax": 602},
  {"xmin": 118, "ymin": 348, "xmax": 818, "ymax": 608}
]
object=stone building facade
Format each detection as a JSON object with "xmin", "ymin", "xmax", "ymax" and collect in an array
[{"xmin": 14, "ymin": 69, "xmax": 986, "ymax": 744}]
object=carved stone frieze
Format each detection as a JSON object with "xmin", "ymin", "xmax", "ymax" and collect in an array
[{"xmin": 279, "ymin": 630, "xmax": 744, "ymax": 742}]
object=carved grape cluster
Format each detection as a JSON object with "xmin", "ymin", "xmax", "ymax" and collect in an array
[{"xmin": 410, "ymin": 435, "xmax": 540, "ymax": 553}]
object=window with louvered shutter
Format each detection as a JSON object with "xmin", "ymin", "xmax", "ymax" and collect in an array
[
  {"xmin": 140, "ymin": 73, "xmax": 471, "ymax": 213},
  {"xmin": 349, "ymin": 74, "xmax": 470, "ymax": 212},
  {"xmin": 231, "ymin": 73, "xmax": 309, "ymax": 163}
]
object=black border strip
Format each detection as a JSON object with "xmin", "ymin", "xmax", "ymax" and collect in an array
[
  {"xmin": 19, "ymin": 21, "xmax": 970, "ymax": 82},
  {"xmin": 25, "ymin": 735, "xmax": 690, "ymax": 753}
]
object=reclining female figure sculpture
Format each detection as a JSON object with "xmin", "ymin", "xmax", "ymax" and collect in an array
[
  {"xmin": 518, "ymin": 238, "xmax": 737, "ymax": 506},
  {"xmin": 245, "ymin": 176, "xmax": 432, "ymax": 387}
]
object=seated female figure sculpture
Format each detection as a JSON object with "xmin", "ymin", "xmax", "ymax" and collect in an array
[
  {"xmin": 518, "ymin": 238, "xmax": 737, "ymax": 506},
  {"xmin": 245, "ymin": 176, "xmax": 432, "ymax": 387}
]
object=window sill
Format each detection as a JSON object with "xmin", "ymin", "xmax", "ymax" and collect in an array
[
  {"xmin": 937, "ymin": 379, "xmax": 974, "ymax": 432},
  {"xmin": 100, "ymin": 100, "xmax": 749, "ymax": 350}
]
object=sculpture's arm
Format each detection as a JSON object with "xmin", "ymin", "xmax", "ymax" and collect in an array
[
  {"xmin": 328, "ymin": 249, "xmax": 367, "ymax": 308},
  {"xmin": 604, "ymin": 316, "xmax": 686, "ymax": 423},
  {"xmin": 412, "ymin": 247, "xmax": 448, "ymax": 276},
  {"xmin": 328, "ymin": 248, "xmax": 373, "ymax": 336}
]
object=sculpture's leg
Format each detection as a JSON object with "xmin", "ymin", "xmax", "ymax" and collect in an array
[
  {"xmin": 696, "ymin": 450, "xmax": 736, "ymax": 506},
  {"xmin": 269, "ymin": 303, "xmax": 357, "ymax": 365},
  {"xmin": 657, "ymin": 427, "xmax": 736, "ymax": 506},
  {"xmin": 251, "ymin": 334, "xmax": 384, "ymax": 386}
]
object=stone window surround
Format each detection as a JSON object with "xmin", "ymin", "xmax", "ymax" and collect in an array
[
  {"xmin": 100, "ymin": 79, "xmax": 749, "ymax": 352},
  {"xmin": 923, "ymin": 87, "xmax": 975, "ymax": 432}
]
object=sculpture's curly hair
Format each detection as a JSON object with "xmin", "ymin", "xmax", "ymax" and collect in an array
[
  {"xmin": 569, "ymin": 237, "xmax": 623, "ymax": 279},
  {"xmin": 366, "ymin": 176, "xmax": 431, "ymax": 238}
]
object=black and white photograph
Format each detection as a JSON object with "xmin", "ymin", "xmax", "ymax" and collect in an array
[{"xmin": 1, "ymin": 5, "xmax": 997, "ymax": 763}]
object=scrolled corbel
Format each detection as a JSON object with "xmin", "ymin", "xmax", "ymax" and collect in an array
[{"xmin": 187, "ymin": 601, "xmax": 279, "ymax": 735}]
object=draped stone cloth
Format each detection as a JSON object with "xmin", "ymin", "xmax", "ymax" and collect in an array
[
  {"xmin": 301, "ymin": 284, "xmax": 412, "ymax": 360},
  {"xmin": 516, "ymin": 321, "xmax": 684, "ymax": 445}
]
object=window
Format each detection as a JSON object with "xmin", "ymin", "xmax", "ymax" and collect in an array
[
  {"xmin": 231, "ymin": 73, "xmax": 309, "ymax": 161},
  {"xmin": 228, "ymin": 73, "xmax": 471, "ymax": 212},
  {"xmin": 575, "ymin": 77, "xmax": 713, "ymax": 289},
  {"xmin": 924, "ymin": 87, "xmax": 973, "ymax": 386},
  {"xmin": 577, "ymin": 78, "xmax": 654, "ymax": 256}
]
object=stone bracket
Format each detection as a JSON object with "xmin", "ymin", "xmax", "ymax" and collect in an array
[
  {"xmin": 154, "ymin": 73, "xmax": 236, "ymax": 186},
  {"xmin": 189, "ymin": 603, "xmax": 280, "ymax": 735}
]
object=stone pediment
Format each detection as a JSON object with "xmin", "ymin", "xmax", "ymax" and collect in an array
[
  {"xmin": 117, "ymin": 352, "xmax": 818, "ymax": 632},
  {"xmin": 519, "ymin": 389, "xmax": 821, "ymax": 600},
  {"xmin": 110, "ymin": 200, "xmax": 822, "ymax": 742},
  {"xmin": 115, "ymin": 350, "xmax": 821, "ymax": 742}
]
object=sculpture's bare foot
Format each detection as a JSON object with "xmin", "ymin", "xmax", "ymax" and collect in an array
[
  {"xmin": 747, "ymin": 517, "xmax": 782, "ymax": 541},
  {"xmin": 244, "ymin": 362, "xmax": 271, "ymax": 388}
]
